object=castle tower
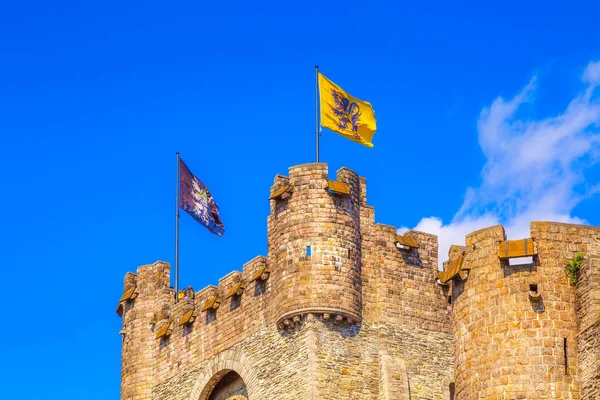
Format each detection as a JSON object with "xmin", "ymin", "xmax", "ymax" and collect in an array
[
  {"xmin": 117, "ymin": 261, "xmax": 172, "ymax": 400},
  {"xmin": 266, "ymin": 163, "xmax": 363, "ymax": 328},
  {"xmin": 450, "ymin": 223, "xmax": 592, "ymax": 399},
  {"xmin": 116, "ymin": 160, "xmax": 600, "ymax": 399}
]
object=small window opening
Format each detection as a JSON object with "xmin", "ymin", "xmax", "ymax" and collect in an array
[
  {"xmin": 447, "ymin": 295, "xmax": 452, "ymax": 304},
  {"xmin": 159, "ymin": 335, "xmax": 170, "ymax": 349},
  {"xmin": 348, "ymin": 249, "xmax": 353, "ymax": 259},
  {"xmin": 508, "ymin": 256, "xmax": 533, "ymax": 266},
  {"xmin": 206, "ymin": 308, "xmax": 217, "ymax": 324},
  {"xmin": 183, "ymin": 323, "xmax": 193, "ymax": 336},
  {"xmin": 563, "ymin": 338, "xmax": 568, "ymax": 375},
  {"xmin": 306, "ymin": 246, "xmax": 312, "ymax": 257},
  {"xmin": 529, "ymin": 284, "xmax": 538, "ymax": 293}
]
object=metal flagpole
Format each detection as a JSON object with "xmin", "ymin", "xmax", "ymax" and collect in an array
[
  {"xmin": 315, "ymin": 65, "xmax": 320, "ymax": 163},
  {"xmin": 175, "ymin": 152, "xmax": 180, "ymax": 303}
]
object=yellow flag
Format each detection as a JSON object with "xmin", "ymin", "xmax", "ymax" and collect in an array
[{"xmin": 318, "ymin": 72, "xmax": 376, "ymax": 148}]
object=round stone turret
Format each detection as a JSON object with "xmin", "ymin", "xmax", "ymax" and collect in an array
[
  {"xmin": 452, "ymin": 223, "xmax": 582, "ymax": 399},
  {"xmin": 267, "ymin": 163, "xmax": 362, "ymax": 328},
  {"xmin": 119, "ymin": 261, "xmax": 172, "ymax": 400}
]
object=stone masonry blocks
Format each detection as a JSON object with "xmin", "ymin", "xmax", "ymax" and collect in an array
[{"xmin": 118, "ymin": 164, "xmax": 600, "ymax": 400}]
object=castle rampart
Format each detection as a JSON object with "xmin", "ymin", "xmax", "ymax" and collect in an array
[
  {"xmin": 450, "ymin": 222, "xmax": 600, "ymax": 399},
  {"xmin": 117, "ymin": 163, "xmax": 600, "ymax": 400}
]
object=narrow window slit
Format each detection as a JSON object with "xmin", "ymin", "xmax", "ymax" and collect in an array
[
  {"xmin": 306, "ymin": 246, "xmax": 311, "ymax": 257},
  {"xmin": 563, "ymin": 338, "xmax": 568, "ymax": 375}
]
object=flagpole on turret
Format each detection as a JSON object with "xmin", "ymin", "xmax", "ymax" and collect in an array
[
  {"xmin": 315, "ymin": 65, "xmax": 320, "ymax": 163},
  {"xmin": 175, "ymin": 151, "xmax": 180, "ymax": 303}
]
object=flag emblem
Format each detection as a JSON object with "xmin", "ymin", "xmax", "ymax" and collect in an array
[
  {"xmin": 331, "ymin": 89, "xmax": 362, "ymax": 141},
  {"xmin": 179, "ymin": 158, "xmax": 224, "ymax": 236},
  {"xmin": 318, "ymin": 72, "xmax": 376, "ymax": 148}
]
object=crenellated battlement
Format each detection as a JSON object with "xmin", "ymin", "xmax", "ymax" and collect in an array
[
  {"xmin": 117, "ymin": 163, "xmax": 600, "ymax": 400},
  {"xmin": 440, "ymin": 221, "xmax": 600, "ymax": 399},
  {"xmin": 117, "ymin": 255, "xmax": 272, "ymax": 328}
]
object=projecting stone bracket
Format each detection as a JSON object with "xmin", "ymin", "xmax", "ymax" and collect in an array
[{"xmin": 276, "ymin": 308, "xmax": 360, "ymax": 330}]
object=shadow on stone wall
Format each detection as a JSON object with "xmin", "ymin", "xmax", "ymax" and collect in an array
[
  {"xmin": 502, "ymin": 259, "xmax": 537, "ymax": 278},
  {"xmin": 401, "ymin": 248, "xmax": 423, "ymax": 268}
]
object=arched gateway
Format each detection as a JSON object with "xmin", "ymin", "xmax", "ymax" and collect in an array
[
  {"xmin": 205, "ymin": 371, "xmax": 247, "ymax": 400},
  {"xmin": 189, "ymin": 350, "xmax": 258, "ymax": 400}
]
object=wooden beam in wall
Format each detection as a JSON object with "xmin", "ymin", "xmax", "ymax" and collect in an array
[{"xmin": 498, "ymin": 238, "xmax": 537, "ymax": 260}]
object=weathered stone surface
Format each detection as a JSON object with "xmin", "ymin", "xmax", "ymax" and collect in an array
[
  {"xmin": 576, "ymin": 256, "xmax": 600, "ymax": 399},
  {"xmin": 117, "ymin": 164, "xmax": 600, "ymax": 400},
  {"xmin": 452, "ymin": 222, "xmax": 600, "ymax": 399}
]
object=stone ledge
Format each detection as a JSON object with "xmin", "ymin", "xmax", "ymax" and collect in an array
[{"xmin": 276, "ymin": 307, "xmax": 361, "ymax": 330}]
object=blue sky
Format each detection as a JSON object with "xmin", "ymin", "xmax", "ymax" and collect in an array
[{"xmin": 1, "ymin": 1, "xmax": 599, "ymax": 398}]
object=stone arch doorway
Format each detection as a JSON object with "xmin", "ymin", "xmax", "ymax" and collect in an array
[
  {"xmin": 205, "ymin": 370, "xmax": 248, "ymax": 400},
  {"xmin": 188, "ymin": 349, "xmax": 259, "ymax": 400}
]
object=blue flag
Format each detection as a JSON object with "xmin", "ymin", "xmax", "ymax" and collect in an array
[{"xmin": 179, "ymin": 158, "xmax": 224, "ymax": 236}]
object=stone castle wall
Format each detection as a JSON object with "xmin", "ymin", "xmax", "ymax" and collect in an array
[
  {"xmin": 117, "ymin": 163, "xmax": 600, "ymax": 400},
  {"xmin": 452, "ymin": 222, "xmax": 600, "ymax": 399},
  {"xmin": 120, "ymin": 262, "xmax": 172, "ymax": 400},
  {"xmin": 576, "ymin": 256, "xmax": 600, "ymax": 399}
]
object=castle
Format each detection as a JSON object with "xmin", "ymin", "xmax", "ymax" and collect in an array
[{"xmin": 117, "ymin": 163, "xmax": 600, "ymax": 400}]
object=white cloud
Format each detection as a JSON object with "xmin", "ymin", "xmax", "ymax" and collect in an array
[
  {"xmin": 401, "ymin": 61, "xmax": 600, "ymax": 268},
  {"xmin": 583, "ymin": 60, "xmax": 600, "ymax": 85}
]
